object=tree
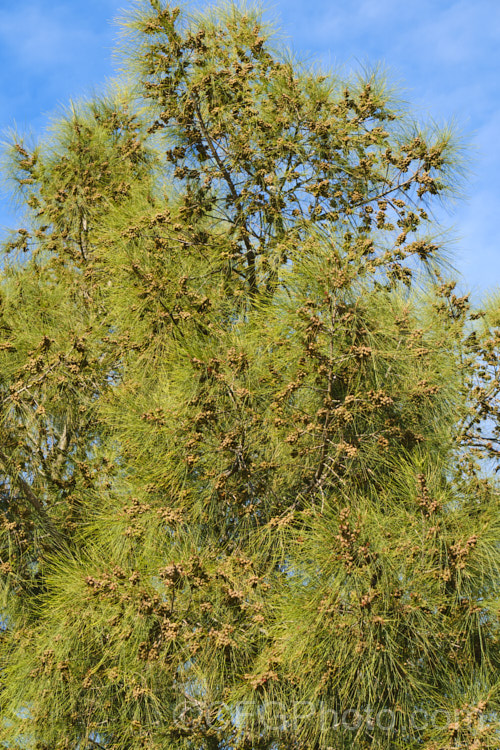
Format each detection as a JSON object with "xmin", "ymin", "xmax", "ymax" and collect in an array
[{"xmin": 0, "ymin": 1, "xmax": 499, "ymax": 748}]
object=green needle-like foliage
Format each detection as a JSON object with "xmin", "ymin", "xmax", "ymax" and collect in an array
[{"xmin": 0, "ymin": 2, "xmax": 499, "ymax": 749}]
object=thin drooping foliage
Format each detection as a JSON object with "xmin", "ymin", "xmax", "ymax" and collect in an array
[{"xmin": 0, "ymin": 2, "xmax": 499, "ymax": 749}]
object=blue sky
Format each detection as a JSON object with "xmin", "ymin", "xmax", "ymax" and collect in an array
[{"xmin": 1, "ymin": 0, "xmax": 499, "ymax": 298}]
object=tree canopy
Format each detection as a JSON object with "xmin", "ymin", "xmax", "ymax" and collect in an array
[{"xmin": 0, "ymin": 2, "xmax": 499, "ymax": 749}]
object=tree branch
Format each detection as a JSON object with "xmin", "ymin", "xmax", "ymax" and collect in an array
[
  {"xmin": 191, "ymin": 95, "xmax": 257, "ymax": 295},
  {"xmin": 0, "ymin": 447, "xmax": 67, "ymax": 550}
]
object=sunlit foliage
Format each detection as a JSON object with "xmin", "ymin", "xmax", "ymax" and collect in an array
[{"xmin": 0, "ymin": 2, "xmax": 499, "ymax": 749}]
